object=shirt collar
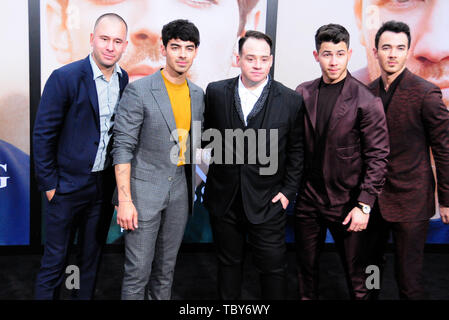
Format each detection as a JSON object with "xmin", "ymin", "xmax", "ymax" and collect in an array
[
  {"xmin": 238, "ymin": 75, "xmax": 269, "ymax": 97},
  {"xmin": 89, "ymin": 53, "xmax": 122, "ymax": 80}
]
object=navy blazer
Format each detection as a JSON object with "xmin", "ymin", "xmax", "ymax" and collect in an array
[{"xmin": 33, "ymin": 56, "xmax": 128, "ymax": 193}]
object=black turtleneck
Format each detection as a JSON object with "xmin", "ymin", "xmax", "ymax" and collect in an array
[
  {"xmin": 316, "ymin": 77, "xmax": 346, "ymax": 138},
  {"xmin": 379, "ymin": 69, "xmax": 405, "ymax": 112},
  {"xmin": 306, "ymin": 76, "xmax": 346, "ymax": 205}
]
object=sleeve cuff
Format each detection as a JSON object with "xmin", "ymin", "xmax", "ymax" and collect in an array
[
  {"xmin": 357, "ymin": 190, "xmax": 376, "ymax": 208},
  {"xmin": 112, "ymin": 153, "xmax": 133, "ymax": 166},
  {"xmin": 280, "ymin": 187, "xmax": 296, "ymax": 203},
  {"xmin": 436, "ymin": 185, "xmax": 449, "ymax": 207}
]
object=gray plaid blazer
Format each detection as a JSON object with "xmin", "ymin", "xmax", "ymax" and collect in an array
[{"xmin": 112, "ymin": 70, "xmax": 204, "ymax": 220}]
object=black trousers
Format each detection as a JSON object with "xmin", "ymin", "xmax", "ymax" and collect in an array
[
  {"xmin": 367, "ymin": 204, "xmax": 429, "ymax": 300},
  {"xmin": 294, "ymin": 201, "xmax": 371, "ymax": 300},
  {"xmin": 34, "ymin": 169, "xmax": 114, "ymax": 300},
  {"xmin": 209, "ymin": 189, "xmax": 287, "ymax": 300}
]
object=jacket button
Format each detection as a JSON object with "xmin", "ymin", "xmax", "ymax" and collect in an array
[{"xmin": 94, "ymin": 141, "xmax": 99, "ymax": 146}]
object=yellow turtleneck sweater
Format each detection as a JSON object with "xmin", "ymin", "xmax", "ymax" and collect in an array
[{"xmin": 162, "ymin": 70, "xmax": 191, "ymax": 166}]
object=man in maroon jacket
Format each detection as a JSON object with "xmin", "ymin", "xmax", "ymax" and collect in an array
[
  {"xmin": 295, "ymin": 24, "xmax": 389, "ymax": 300},
  {"xmin": 367, "ymin": 21, "xmax": 449, "ymax": 300}
]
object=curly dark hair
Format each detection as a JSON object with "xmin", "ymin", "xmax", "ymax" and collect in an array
[{"xmin": 161, "ymin": 19, "xmax": 200, "ymax": 48}]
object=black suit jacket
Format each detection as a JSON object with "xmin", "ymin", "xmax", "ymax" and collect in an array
[{"xmin": 203, "ymin": 76, "xmax": 304, "ymax": 224}]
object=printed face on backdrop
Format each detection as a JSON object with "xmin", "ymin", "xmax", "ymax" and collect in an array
[
  {"xmin": 354, "ymin": 0, "xmax": 449, "ymax": 106},
  {"xmin": 0, "ymin": 1, "xmax": 29, "ymax": 154},
  {"xmin": 45, "ymin": 0, "xmax": 261, "ymax": 89}
]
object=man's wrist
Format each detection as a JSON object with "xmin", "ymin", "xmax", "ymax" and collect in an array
[{"xmin": 356, "ymin": 202, "xmax": 371, "ymax": 214}]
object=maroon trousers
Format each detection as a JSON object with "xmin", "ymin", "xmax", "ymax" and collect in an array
[
  {"xmin": 367, "ymin": 204, "xmax": 429, "ymax": 300},
  {"xmin": 294, "ymin": 200, "xmax": 371, "ymax": 300}
]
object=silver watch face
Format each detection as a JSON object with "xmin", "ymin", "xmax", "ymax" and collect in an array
[{"xmin": 362, "ymin": 205, "xmax": 371, "ymax": 214}]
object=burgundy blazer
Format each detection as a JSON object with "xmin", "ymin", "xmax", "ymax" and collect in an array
[
  {"xmin": 368, "ymin": 69, "xmax": 449, "ymax": 222},
  {"xmin": 296, "ymin": 73, "xmax": 389, "ymax": 208}
]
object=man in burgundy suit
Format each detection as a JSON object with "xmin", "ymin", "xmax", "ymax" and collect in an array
[
  {"xmin": 295, "ymin": 24, "xmax": 389, "ymax": 300},
  {"xmin": 367, "ymin": 21, "xmax": 449, "ymax": 300}
]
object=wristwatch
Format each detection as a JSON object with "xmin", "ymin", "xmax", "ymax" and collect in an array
[{"xmin": 356, "ymin": 202, "xmax": 371, "ymax": 214}]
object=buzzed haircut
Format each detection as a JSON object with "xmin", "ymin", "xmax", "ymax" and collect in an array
[
  {"xmin": 161, "ymin": 19, "xmax": 200, "ymax": 48},
  {"xmin": 238, "ymin": 30, "xmax": 273, "ymax": 54},
  {"xmin": 315, "ymin": 24, "xmax": 350, "ymax": 51},
  {"xmin": 375, "ymin": 20, "xmax": 411, "ymax": 49},
  {"xmin": 94, "ymin": 13, "xmax": 128, "ymax": 34}
]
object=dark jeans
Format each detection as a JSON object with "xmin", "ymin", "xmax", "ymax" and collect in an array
[{"xmin": 209, "ymin": 190, "xmax": 287, "ymax": 300}]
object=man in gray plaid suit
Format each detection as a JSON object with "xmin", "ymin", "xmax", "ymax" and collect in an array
[{"xmin": 112, "ymin": 19, "xmax": 204, "ymax": 300}]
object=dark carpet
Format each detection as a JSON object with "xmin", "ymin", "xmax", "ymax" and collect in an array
[{"xmin": 1, "ymin": 249, "xmax": 448, "ymax": 300}]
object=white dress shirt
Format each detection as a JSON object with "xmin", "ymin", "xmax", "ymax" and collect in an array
[{"xmin": 238, "ymin": 75, "xmax": 269, "ymax": 125}]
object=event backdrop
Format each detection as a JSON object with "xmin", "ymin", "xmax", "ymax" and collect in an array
[
  {"xmin": 0, "ymin": 1, "xmax": 30, "ymax": 245},
  {"xmin": 1, "ymin": 0, "xmax": 448, "ymax": 246},
  {"xmin": 39, "ymin": 0, "xmax": 267, "ymax": 244},
  {"xmin": 275, "ymin": 0, "xmax": 449, "ymax": 243}
]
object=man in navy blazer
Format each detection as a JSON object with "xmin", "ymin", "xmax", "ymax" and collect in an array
[{"xmin": 33, "ymin": 13, "xmax": 129, "ymax": 299}]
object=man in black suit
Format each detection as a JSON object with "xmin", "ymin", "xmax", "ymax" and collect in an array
[{"xmin": 203, "ymin": 30, "xmax": 304, "ymax": 300}]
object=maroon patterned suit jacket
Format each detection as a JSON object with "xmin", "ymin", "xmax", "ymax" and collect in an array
[
  {"xmin": 368, "ymin": 69, "xmax": 449, "ymax": 222},
  {"xmin": 296, "ymin": 73, "xmax": 389, "ymax": 209}
]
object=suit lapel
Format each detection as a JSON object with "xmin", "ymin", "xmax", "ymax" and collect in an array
[
  {"xmin": 187, "ymin": 78, "xmax": 200, "ymax": 119},
  {"xmin": 327, "ymin": 75, "xmax": 353, "ymax": 132},
  {"xmin": 118, "ymin": 68, "xmax": 128, "ymax": 97},
  {"xmin": 384, "ymin": 70, "xmax": 412, "ymax": 129},
  {"xmin": 186, "ymin": 79, "xmax": 202, "ymax": 165},
  {"xmin": 151, "ymin": 71, "xmax": 178, "ymax": 143},
  {"xmin": 371, "ymin": 78, "xmax": 381, "ymax": 97},
  {"xmin": 81, "ymin": 56, "xmax": 100, "ymax": 129},
  {"xmin": 303, "ymin": 79, "xmax": 320, "ymax": 133},
  {"xmin": 226, "ymin": 78, "xmax": 240, "ymax": 128},
  {"xmin": 388, "ymin": 68, "xmax": 412, "ymax": 110},
  {"xmin": 372, "ymin": 68, "xmax": 410, "ymax": 122},
  {"xmin": 259, "ymin": 81, "xmax": 281, "ymax": 128}
]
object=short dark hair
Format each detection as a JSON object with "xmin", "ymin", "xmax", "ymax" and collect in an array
[
  {"xmin": 374, "ymin": 20, "xmax": 411, "ymax": 49},
  {"xmin": 238, "ymin": 30, "xmax": 272, "ymax": 54},
  {"xmin": 94, "ymin": 13, "xmax": 128, "ymax": 34},
  {"xmin": 315, "ymin": 24, "xmax": 350, "ymax": 51},
  {"xmin": 161, "ymin": 19, "xmax": 200, "ymax": 48}
]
